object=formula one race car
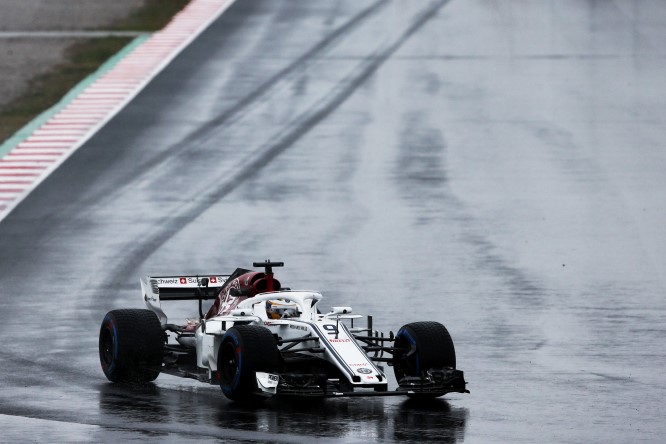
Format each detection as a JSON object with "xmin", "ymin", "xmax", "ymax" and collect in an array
[{"xmin": 99, "ymin": 261, "xmax": 468, "ymax": 402}]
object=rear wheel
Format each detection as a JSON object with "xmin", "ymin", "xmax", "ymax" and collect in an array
[
  {"xmin": 393, "ymin": 321, "xmax": 456, "ymax": 382},
  {"xmin": 218, "ymin": 325, "xmax": 280, "ymax": 403},
  {"xmin": 99, "ymin": 309, "xmax": 164, "ymax": 383}
]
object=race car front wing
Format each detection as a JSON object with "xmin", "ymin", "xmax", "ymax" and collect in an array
[{"xmin": 272, "ymin": 367, "xmax": 468, "ymax": 398}]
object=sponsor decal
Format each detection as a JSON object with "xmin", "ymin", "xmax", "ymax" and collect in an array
[
  {"xmin": 289, "ymin": 325, "xmax": 308, "ymax": 331},
  {"xmin": 155, "ymin": 276, "xmax": 225, "ymax": 287},
  {"xmin": 150, "ymin": 279, "xmax": 159, "ymax": 294},
  {"xmin": 255, "ymin": 372, "xmax": 279, "ymax": 393},
  {"xmin": 323, "ymin": 324, "xmax": 339, "ymax": 335},
  {"xmin": 329, "ymin": 338, "xmax": 351, "ymax": 343},
  {"xmin": 357, "ymin": 368, "xmax": 372, "ymax": 374}
]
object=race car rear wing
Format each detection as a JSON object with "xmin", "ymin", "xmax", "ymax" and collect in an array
[
  {"xmin": 141, "ymin": 274, "xmax": 230, "ymax": 325},
  {"xmin": 142, "ymin": 275, "xmax": 229, "ymax": 301}
]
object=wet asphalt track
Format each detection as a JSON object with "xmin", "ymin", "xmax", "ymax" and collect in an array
[{"xmin": 1, "ymin": 0, "xmax": 666, "ymax": 442}]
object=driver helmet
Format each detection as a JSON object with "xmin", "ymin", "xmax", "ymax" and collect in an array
[{"xmin": 266, "ymin": 299, "xmax": 299, "ymax": 319}]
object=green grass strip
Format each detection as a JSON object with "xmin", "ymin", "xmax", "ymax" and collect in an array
[{"xmin": 0, "ymin": 34, "xmax": 149, "ymax": 158}]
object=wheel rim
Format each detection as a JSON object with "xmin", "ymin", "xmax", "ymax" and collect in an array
[
  {"xmin": 394, "ymin": 332, "xmax": 418, "ymax": 378},
  {"xmin": 220, "ymin": 341, "xmax": 238, "ymax": 385},
  {"xmin": 100, "ymin": 326, "xmax": 115, "ymax": 369}
]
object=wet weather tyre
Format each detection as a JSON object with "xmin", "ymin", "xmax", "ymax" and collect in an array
[
  {"xmin": 218, "ymin": 325, "xmax": 280, "ymax": 403},
  {"xmin": 99, "ymin": 309, "xmax": 164, "ymax": 383},
  {"xmin": 393, "ymin": 321, "xmax": 456, "ymax": 382}
]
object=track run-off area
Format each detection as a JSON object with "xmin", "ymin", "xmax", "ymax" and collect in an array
[{"xmin": 0, "ymin": 0, "xmax": 236, "ymax": 219}]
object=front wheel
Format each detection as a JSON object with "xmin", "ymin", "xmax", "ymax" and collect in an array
[
  {"xmin": 218, "ymin": 325, "xmax": 280, "ymax": 403},
  {"xmin": 99, "ymin": 309, "xmax": 164, "ymax": 383},
  {"xmin": 393, "ymin": 321, "xmax": 456, "ymax": 382}
]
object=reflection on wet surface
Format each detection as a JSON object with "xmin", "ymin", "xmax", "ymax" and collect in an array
[{"xmin": 97, "ymin": 382, "xmax": 467, "ymax": 442}]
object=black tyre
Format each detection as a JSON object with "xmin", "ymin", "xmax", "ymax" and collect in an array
[
  {"xmin": 99, "ymin": 309, "xmax": 164, "ymax": 383},
  {"xmin": 218, "ymin": 325, "xmax": 280, "ymax": 402},
  {"xmin": 393, "ymin": 321, "xmax": 456, "ymax": 382}
]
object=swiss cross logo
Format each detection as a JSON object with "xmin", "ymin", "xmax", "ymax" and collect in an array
[
  {"xmin": 180, "ymin": 278, "xmax": 187, "ymax": 284},
  {"xmin": 210, "ymin": 277, "xmax": 217, "ymax": 283}
]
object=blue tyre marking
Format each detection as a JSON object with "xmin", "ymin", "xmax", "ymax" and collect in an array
[
  {"xmin": 221, "ymin": 330, "xmax": 241, "ymax": 395},
  {"xmin": 103, "ymin": 314, "xmax": 118, "ymax": 374}
]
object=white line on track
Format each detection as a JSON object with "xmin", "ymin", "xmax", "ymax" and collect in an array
[
  {"xmin": 17, "ymin": 144, "xmax": 75, "ymax": 149},
  {"xmin": 0, "ymin": 0, "xmax": 236, "ymax": 222}
]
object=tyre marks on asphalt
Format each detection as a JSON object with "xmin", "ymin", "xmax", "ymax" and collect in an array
[
  {"xmin": 0, "ymin": 0, "xmax": 236, "ymax": 222},
  {"xmin": 102, "ymin": 0, "xmax": 452, "ymax": 287},
  {"xmin": 70, "ymin": 0, "xmax": 391, "ymax": 212}
]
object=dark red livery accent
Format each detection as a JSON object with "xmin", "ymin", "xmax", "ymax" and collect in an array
[{"xmin": 204, "ymin": 271, "xmax": 281, "ymax": 319}]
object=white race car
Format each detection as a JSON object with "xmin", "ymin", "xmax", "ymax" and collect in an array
[{"xmin": 99, "ymin": 261, "xmax": 468, "ymax": 402}]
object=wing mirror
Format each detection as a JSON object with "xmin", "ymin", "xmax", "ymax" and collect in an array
[{"xmin": 330, "ymin": 306, "xmax": 352, "ymax": 315}]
